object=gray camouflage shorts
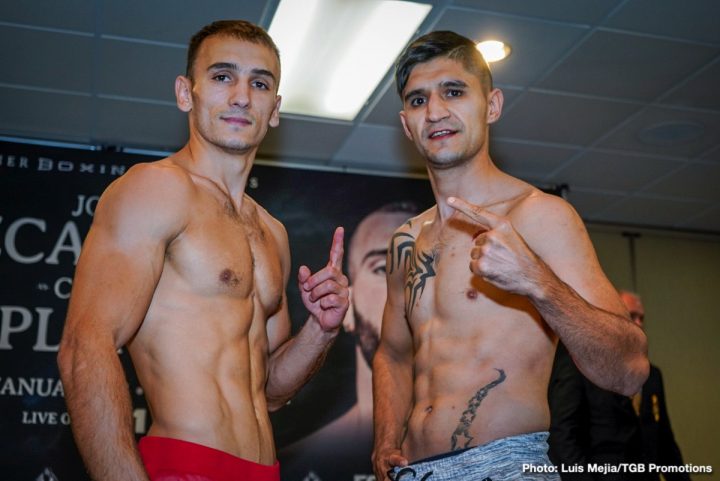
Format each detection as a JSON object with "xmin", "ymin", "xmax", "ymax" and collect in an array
[{"xmin": 388, "ymin": 431, "xmax": 560, "ymax": 481}]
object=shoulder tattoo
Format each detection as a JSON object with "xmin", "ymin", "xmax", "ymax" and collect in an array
[{"xmin": 389, "ymin": 231, "xmax": 437, "ymax": 315}]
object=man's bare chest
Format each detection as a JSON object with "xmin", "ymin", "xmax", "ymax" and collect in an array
[
  {"xmin": 398, "ymin": 226, "xmax": 527, "ymax": 325},
  {"xmin": 166, "ymin": 204, "xmax": 283, "ymax": 311}
]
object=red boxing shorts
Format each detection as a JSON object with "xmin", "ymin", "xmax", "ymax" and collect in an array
[{"xmin": 138, "ymin": 436, "xmax": 280, "ymax": 481}]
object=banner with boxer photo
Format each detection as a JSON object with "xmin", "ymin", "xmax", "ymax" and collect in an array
[{"xmin": 0, "ymin": 140, "xmax": 434, "ymax": 481}]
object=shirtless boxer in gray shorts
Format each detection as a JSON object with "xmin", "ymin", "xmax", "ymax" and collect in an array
[{"xmin": 372, "ymin": 30, "xmax": 649, "ymax": 481}]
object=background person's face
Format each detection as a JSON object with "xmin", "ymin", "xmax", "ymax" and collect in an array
[
  {"xmin": 621, "ymin": 292, "xmax": 645, "ymax": 329},
  {"xmin": 349, "ymin": 211, "xmax": 410, "ymax": 367}
]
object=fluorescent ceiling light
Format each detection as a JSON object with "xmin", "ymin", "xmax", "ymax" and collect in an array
[
  {"xmin": 269, "ymin": 0, "xmax": 431, "ymax": 121},
  {"xmin": 476, "ymin": 40, "xmax": 511, "ymax": 63}
]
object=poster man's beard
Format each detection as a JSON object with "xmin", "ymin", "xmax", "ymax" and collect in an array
[{"xmin": 354, "ymin": 308, "xmax": 380, "ymax": 369}]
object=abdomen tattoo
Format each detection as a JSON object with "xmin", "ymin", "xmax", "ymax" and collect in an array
[{"xmin": 450, "ymin": 368, "xmax": 507, "ymax": 451}]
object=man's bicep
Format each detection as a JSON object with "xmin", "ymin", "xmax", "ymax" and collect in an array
[
  {"xmin": 265, "ymin": 223, "xmax": 292, "ymax": 354},
  {"xmin": 65, "ymin": 170, "xmax": 184, "ymax": 347},
  {"xmin": 66, "ymin": 237, "xmax": 161, "ymax": 349},
  {"xmin": 379, "ymin": 275, "xmax": 413, "ymax": 359},
  {"xmin": 380, "ymin": 224, "xmax": 415, "ymax": 343},
  {"xmin": 266, "ymin": 296, "xmax": 291, "ymax": 354},
  {"xmin": 530, "ymin": 199, "xmax": 626, "ymax": 316},
  {"xmin": 69, "ymin": 227, "xmax": 166, "ymax": 346}
]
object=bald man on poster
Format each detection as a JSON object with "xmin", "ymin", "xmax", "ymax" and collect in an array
[{"xmin": 372, "ymin": 31, "xmax": 649, "ymax": 481}]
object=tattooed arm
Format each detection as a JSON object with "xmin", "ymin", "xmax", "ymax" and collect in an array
[
  {"xmin": 448, "ymin": 194, "xmax": 648, "ymax": 396},
  {"xmin": 372, "ymin": 226, "xmax": 416, "ymax": 481}
]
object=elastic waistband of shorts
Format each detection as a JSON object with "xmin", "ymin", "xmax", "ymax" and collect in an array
[
  {"xmin": 410, "ymin": 431, "xmax": 550, "ymax": 466},
  {"xmin": 138, "ymin": 436, "xmax": 280, "ymax": 481}
]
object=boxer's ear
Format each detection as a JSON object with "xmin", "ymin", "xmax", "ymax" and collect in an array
[{"xmin": 176, "ymin": 76, "xmax": 193, "ymax": 112}]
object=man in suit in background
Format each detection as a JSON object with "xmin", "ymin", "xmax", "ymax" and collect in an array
[{"xmin": 549, "ymin": 290, "xmax": 689, "ymax": 480}]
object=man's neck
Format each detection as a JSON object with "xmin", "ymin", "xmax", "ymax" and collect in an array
[
  {"xmin": 179, "ymin": 135, "xmax": 256, "ymax": 204},
  {"xmin": 429, "ymin": 154, "xmax": 503, "ymax": 221}
]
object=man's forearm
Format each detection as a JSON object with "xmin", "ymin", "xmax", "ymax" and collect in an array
[
  {"xmin": 372, "ymin": 347, "xmax": 413, "ymax": 451},
  {"xmin": 58, "ymin": 340, "xmax": 148, "ymax": 481},
  {"xmin": 266, "ymin": 316, "xmax": 338, "ymax": 411},
  {"xmin": 531, "ymin": 269, "xmax": 648, "ymax": 395}
]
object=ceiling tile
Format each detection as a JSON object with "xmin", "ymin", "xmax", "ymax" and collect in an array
[
  {"xmin": 644, "ymin": 162, "xmax": 720, "ymax": 201},
  {"xmin": 679, "ymin": 206, "xmax": 720, "ymax": 232},
  {"xmin": 494, "ymin": 91, "xmax": 640, "ymax": 145},
  {"xmin": 605, "ymin": 0, "xmax": 720, "ymax": 44},
  {"xmin": 538, "ymin": 30, "xmax": 718, "ymax": 101},
  {"xmin": 0, "ymin": 0, "xmax": 717, "ymax": 236},
  {"xmin": 490, "ymin": 139, "xmax": 579, "ymax": 181},
  {"xmin": 99, "ymin": 0, "xmax": 268, "ymax": 44},
  {"xmin": 0, "ymin": 87, "xmax": 92, "ymax": 142},
  {"xmin": 0, "ymin": 0, "xmax": 95, "ymax": 32},
  {"xmin": 434, "ymin": 8, "xmax": 588, "ymax": 86},
  {"xmin": 662, "ymin": 59, "xmax": 720, "ymax": 111},
  {"xmin": 94, "ymin": 98, "xmax": 187, "ymax": 150},
  {"xmin": 332, "ymin": 124, "xmax": 426, "ymax": 173},
  {"xmin": 451, "ymin": 0, "xmax": 624, "ymax": 25},
  {"xmin": 700, "ymin": 145, "xmax": 720, "ymax": 163},
  {"xmin": 97, "ymin": 38, "xmax": 185, "ymax": 101},
  {"xmin": 591, "ymin": 195, "xmax": 710, "ymax": 227},
  {"xmin": 0, "ymin": 26, "xmax": 93, "ymax": 92},
  {"xmin": 598, "ymin": 106, "xmax": 720, "ymax": 158},
  {"xmin": 259, "ymin": 116, "xmax": 353, "ymax": 161},
  {"xmin": 497, "ymin": 87, "xmax": 525, "ymax": 108},
  {"xmin": 565, "ymin": 189, "xmax": 627, "ymax": 218},
  {"xmin": 549, "ymin": 150, "xmax": 684, "ymax": 191},
  {"xmin": 363, "ymin": 86, "xmax": 403, "ymax": 128}
]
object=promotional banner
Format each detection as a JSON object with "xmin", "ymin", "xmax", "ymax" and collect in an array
[
  {"xmin": 0, "ymin": 140, "xmax": 434, "ymax": 481},
  {"xmin": 0, "ymin": 142, "xmax": 154, "ymax": 480}
]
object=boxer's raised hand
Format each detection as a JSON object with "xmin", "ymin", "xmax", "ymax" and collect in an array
[{"xmin": 298, "ymin": 227, "xmax": 349, "ymax": 331}]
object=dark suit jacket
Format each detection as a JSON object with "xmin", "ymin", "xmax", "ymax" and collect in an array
[{"xmin": 548, "ymin": 343, "xmax": 689, "ymax": 481}]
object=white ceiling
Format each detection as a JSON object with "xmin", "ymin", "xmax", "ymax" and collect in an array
[{"xmin": 1, "ymin": 0, "xmax": 719, "ymax": 233}]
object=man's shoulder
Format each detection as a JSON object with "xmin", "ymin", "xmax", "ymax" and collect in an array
[
  {"xmin": 499, "ymin": 187, "xmax": 595, "ymax": 268},
  {"xmin": 103, "ymin": 158, "xmax": 195, "ymax": 207},
  {"xmin": 116, "ymin": 158, "xmax": 193, "ymax": 190},
  {"xmin": 94, "ymin": 159, "xmax": 195, "ymax": 235},
  {"xmin": 393, "ymin": 206, "xmax": 435, "ymax": 236},
  {"xmin": 509, "ymin": 189, "xmax": 584, "ymax": 237},
  {"xmin": 510, "ymin": 188, "xmax": 574, "ymax": 219}
]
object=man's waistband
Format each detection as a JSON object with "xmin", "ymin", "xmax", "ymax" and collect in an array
[
  {"xmin": 139, "ymin": 436, "xmax": 280, "ymax": 481},
  {"xmin": 409, "ymin": 431, "xmax": 551, "ymax": 466}
]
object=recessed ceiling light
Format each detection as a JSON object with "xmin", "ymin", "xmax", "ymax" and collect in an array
[
  {"xmin": 476, "ymin": 40, "xmax": 511, "ymax": 63},
  {"xmin": 269, "ymin": 0, "xmax": 431, "ymax": 121}
]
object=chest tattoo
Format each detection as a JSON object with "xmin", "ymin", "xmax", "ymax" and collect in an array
[
  {"xmin": 389, "ymin": 232, "xmax": 437, "ymax": 315},
  {"xmin": 450, "ymin": 368, "xmax": 507, "ymax": 451}
]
